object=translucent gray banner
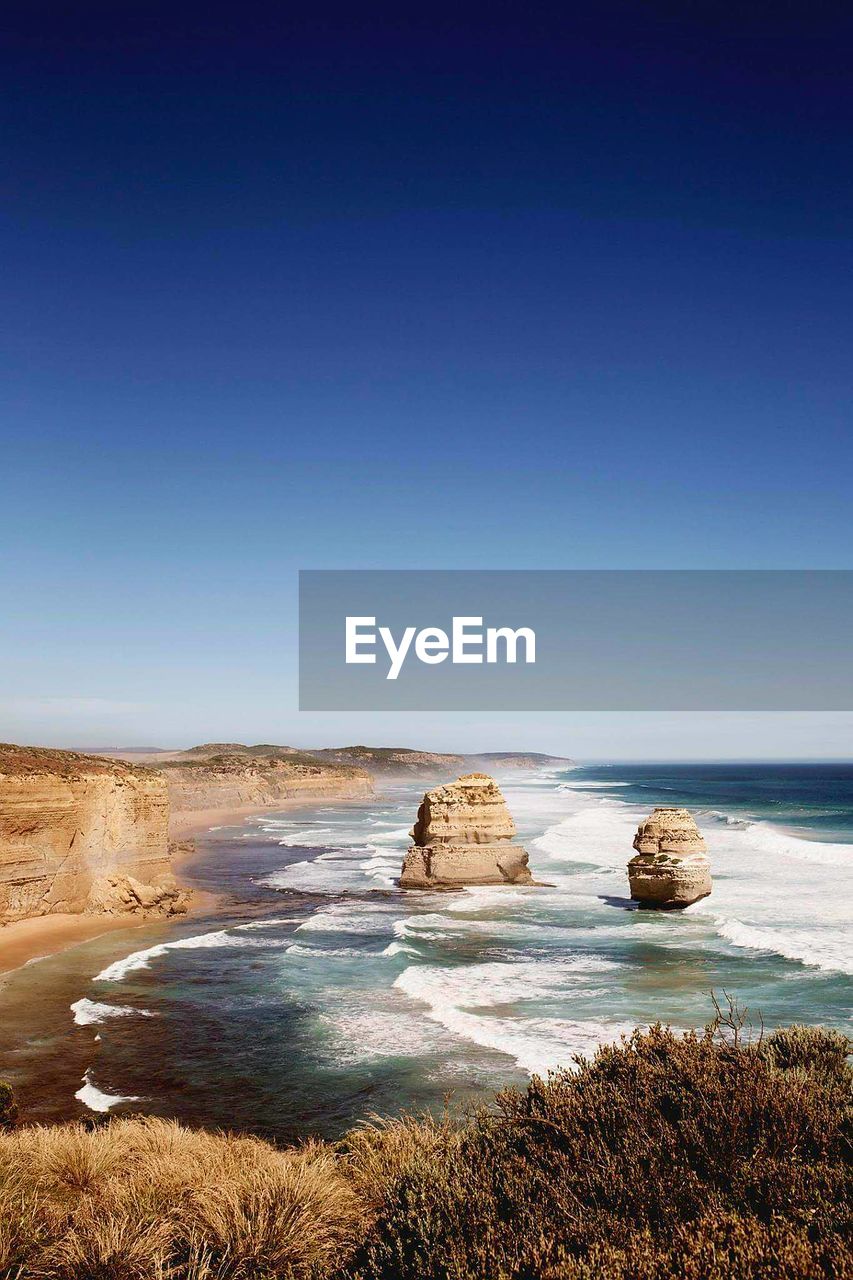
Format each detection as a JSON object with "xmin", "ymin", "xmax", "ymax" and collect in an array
[{"xmin": 298, "ymin": 570, "xmax": 853, "ymax": 710}]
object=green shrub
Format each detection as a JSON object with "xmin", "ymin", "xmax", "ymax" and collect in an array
[
  {"xmin": 761, "ymin": 1023, "xmax": 851, "ymax": 1094},
  {"xmin": 0, "ymin": 1024, "xmax": 848, "ymax": 1278},
  {"xmin": 343, "ymin": 1022, "xmax": 852, "ymax": 1279},
  {"xmin": 0, "ymin": 1083, "xmax": 16, "ymax": 1131}
]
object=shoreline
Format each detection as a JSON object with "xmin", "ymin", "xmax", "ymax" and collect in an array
[
  {"xmin": 168, "ymin": 792, "xmax": 373, "ymax": 840},
  {"xmin": 0, "ymin": 791, "xmax": 375, "ymax": 978},
  {"xmin": 0, "ymin": 913, "xmax": 151, "ymax": 978}
]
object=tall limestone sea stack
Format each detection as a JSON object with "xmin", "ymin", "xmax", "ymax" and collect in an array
[
  {"xmin": 627, "ymin": 807, "xmax": 712, "ymax": 908},
  {"xmin": 400, "ymin": 773, "xmax": 532, "ymax": 888}
]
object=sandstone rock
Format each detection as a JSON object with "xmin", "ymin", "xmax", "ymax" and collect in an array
[
  {"xmin": 157, "ymin": 745, "xmax": 373, "ymax": 816},
  {"xmin": 0, "ymin": 744, "xmax": 187, "ymax": 923},
  {"xmin": 86, "ymin": 870, "xmax": 190, "ymax": 917},
  {"xmin": 400, "ymin": 773, "xmax": 532, "ymax": 889},
  {"xmin": 628, "ymin": 807, "xmax": 711, "ymax": 908}
]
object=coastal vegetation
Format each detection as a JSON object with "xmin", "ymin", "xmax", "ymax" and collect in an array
[
  {"xmin": 0, "ymin": 1082, "xmax": 15, "ymax": 1130},
  {"xmin": 0, "ymin": 1009, "xmax": 848, "ymax": 1279}
]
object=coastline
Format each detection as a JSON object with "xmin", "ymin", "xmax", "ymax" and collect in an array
[
  {"xmin": 0, "ymin": 791, "xmax": 376, "ymax": 979},
  {"xmin": 2, "ymin": 763, "xmax": 851, "ymax": 1140},
  {"xmin": 0, "ymin": 913, "xmax": 150, "ymax": 977},
  {"xmin": 168, "ymin": 792, "xmax": 374, "ymax": 840}
]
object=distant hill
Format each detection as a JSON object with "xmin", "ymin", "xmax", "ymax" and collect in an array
[
  {"xmin": 310, "ymin": 745, "xmax": 573, "ymax": 778},
  {"xmin": 310, "ymin": 746, "xmax": 467, "ymax": 777},
  {"xmin": 95, "ymin": 743, "xmax": 573, "ymax": 780}
]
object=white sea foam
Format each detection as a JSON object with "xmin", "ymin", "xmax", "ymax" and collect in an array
[
  {"xmin": 319, "ymin": 1008, "xmax": 451, "ymax": 1062},
  {"xmin": 94, "ymin": 929, "xmax": 283, "ymax": 981},
  {"xmin": 727, "ymin": 821, "xmax": 853, "ymax": 868},
  {"xmin": 558, "ymin": 780, "xmax": 630, "ymax": 789},
  {"xmin": 358, "ymin": 847, "xmax": 400, "ymax": 887},
  {"xmin": 295, "ymin": 902, "xmax": 398, "ymax": 935},
  {"xmin": 262, "ymin": 852, "xmax": 379, "ymax": 893},
  {"xmin": 75, "ymin": 1069, "xmax": 141, "ymax": 1113},
  {"xmin": 396, "ymin": 955, "xmax": 618, "ymax": 1009},
  {"xmin": 445, "ymin": 887, "xmax": 532, "ymax": 913},
  {"xmin": 363, "ymin": 825, "xmax": 411, "ymax": 844},
  {"xmin": 393, "ymin": 960, "xmax": 630, "ymax": 1074},
  {"xmin": 272, "ymin": 827, "xmax": 336, "ymax": 846},
  {"xmin": 233, "ymin": 916, "xmax": 302, "ymax": 930},
  {"xmin": 716, "ymin": 917, "xmax": 853, "ymax": 976},
  {"xmin": 531, "ymin": 798, "xmax": 639, "ymax": 868},
  {"xmin": 285, "ymin": 942, "xmax": 374, "ymax": 959},
  {"xmin": 381, "ymin": 940, "xmax": 419, "ymax": 957},
  {"xmin": 392, "ymin": 912, "xmax": 567, "ymax": 945},
  {"xmin": 71, "ymin": 998, "xmax": 154, "ymax": 1026}
]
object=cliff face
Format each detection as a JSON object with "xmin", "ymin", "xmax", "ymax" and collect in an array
[
  {"xmin": 628, "ymin": 807, "xmax": 712, "ymax": 908},
  {"xmin": 0, "ymin": 745, "xmax": 186, "ymax": 923},
  {"xmin": 157, "ymin": 745, "xmax": 374, "ymax": 812},
  {"xmin": 400, "ymin": 773, "xmax": 532, "ymax": 889}
]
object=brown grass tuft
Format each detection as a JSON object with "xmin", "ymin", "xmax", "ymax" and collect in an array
[
  {"xmin": 0, "ymin": 1020, "xmax": 848, "ymax": 1279},
  {"xmin": 0, "ymin": 1117, "xmax": 365, "ymax": 1279}
]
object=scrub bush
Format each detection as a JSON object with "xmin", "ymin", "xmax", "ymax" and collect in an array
[
  {"xmin": 343, "ymin": 1019, "xmax": 851, "ymax": 1279},
  {"xmin": 0, "ymin": 1020, "xmax": 848, "ymax": 1279}
]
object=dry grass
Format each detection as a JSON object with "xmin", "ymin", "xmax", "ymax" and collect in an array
[
  {"xmin": 0, "ymin": 1117, "xmax": 366, "ymax": 1279},
  {"xmin": 0, "ymin": 1018, "xmax": 849, "ymax": 1279},
  {"xmin": 341, "ymin": 1109, "xmax": 461, "ymax": 1205}
]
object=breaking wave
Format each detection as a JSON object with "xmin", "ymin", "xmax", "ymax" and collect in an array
[
  {"xmin": 727, "ymin": 821, "xmax": 853, "ymax": 868},
  {"xmin": 75, "ymin": 1069, "xmax": 141, "ymax": 1113},
  {"xmin": 394, "ymin": 956, "xmax": 627, "ymax": 1076},
  {"xmin": 716, "ymin": 917, "xmax": 853, "ymax": 976},
  {"xmin": 94, "ymin": 929, "xmax": 284, "ymax": 981},
  {"xmin": 71, "ymin": 998, "xmax": 154, "ymax": 1026}
]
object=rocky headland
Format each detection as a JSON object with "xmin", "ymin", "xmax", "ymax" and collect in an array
[
  {"xmin": 311, "ymin": 746, "xmax": 572, "ymax": 778},
  {"xmin": 627, "ymin": 807, "xmax": 712, "ymax": 908},
  {"xmin": 400, "ymin": 772, "xmax": 533, "ymax": 888},
  {"xmin": 0, "ymin": 744, "xmax": 189, "ymax": 925},
  {"xmin": 156, "ymin": 744, "xmax": 374, "ymax": 820}
]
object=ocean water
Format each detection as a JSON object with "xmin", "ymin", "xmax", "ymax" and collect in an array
[{"xmin": 0, "ymin": 763, "xmax": 850, "ymax": 1141}]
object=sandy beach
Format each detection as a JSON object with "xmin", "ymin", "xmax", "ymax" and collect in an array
[
  {"xmin": 0, "ymin": 913, "xmax": 149, "ymax": 977},
  {"xmin": 0, "ymin": 794, "xmax": 370, "ymax": 978}
]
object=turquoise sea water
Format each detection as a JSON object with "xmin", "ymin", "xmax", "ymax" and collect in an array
[{"xmin": 1, "ymin": 763, "xmax": 850, "ymax": 1141}]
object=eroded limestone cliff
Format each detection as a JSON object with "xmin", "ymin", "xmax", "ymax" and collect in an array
[
  {"xmin": 0, "ymin": 745, "xmax": 188, "ymax": 923},
  {"xmin": 400, "ymin": 773, "xmax": 532, "ymax": 888},
  {"xmin": 627, "ymin": 807, "xmax": 712, "ymax": 908},
  {"xmin": 157, "ymin": 745, "xmax": 374, "ymax": 812}
]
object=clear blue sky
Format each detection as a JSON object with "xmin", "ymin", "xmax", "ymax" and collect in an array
[{"xmin": 2, "ymin": 3, "xmax": 851, "ymax": 755}]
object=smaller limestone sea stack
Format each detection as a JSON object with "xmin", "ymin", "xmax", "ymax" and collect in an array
[
  {"xmin": 628, "ymin": 807, "xmax": 712, "ymax": 908},
  {"xmin": 400, "ymin": 773, "xmax": 532, "ymax": 889}
]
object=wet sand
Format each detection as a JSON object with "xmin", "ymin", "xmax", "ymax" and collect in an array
[{"xmin": 0, "ymin": 914, "xmax": 149, "ymax": 977}]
